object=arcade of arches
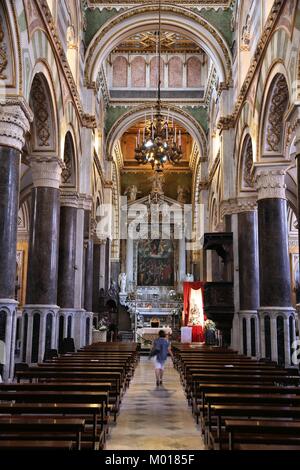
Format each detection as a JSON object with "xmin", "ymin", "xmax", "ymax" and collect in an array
[{"xmin": 1, "ymin": 0, "xmax": 300, "ymax": 449}]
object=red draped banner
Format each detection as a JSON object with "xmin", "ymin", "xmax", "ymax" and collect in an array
[{"xmin": 183, "ymin": 281, "xmax": 206, "ymax": 342}]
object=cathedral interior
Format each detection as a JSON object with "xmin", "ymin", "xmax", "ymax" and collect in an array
[{"xmin": 1, "ymin": 0, "xmax": 300, "ymax": 452}]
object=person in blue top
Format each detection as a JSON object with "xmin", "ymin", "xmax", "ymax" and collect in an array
[{"xmin": 150, "ymin": 330, "xmax": 173, "ymax": 386}]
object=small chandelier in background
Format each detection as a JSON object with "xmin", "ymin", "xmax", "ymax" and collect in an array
[
  {"xmin": 135, "ymin": 111, "xmax": 183, "ymax": 172},
  {"xmin": 134, "ymin": 0, "xmax": 183, "ymax": 172}
]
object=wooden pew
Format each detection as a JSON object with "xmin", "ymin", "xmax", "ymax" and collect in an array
[{"xmin": 225, "ymin": 419, "xmax": 300, "ymax": 450}]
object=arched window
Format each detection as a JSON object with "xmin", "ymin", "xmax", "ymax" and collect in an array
[
  {"xmin": 58, "ymin": 315, "xmax": 64, "ymax": 354},
  {"xmin": 131, "ymin": 57, "xmax": 146, "ymax": 87},
  {"xmin": 242, "ymin": 318, "xmax": 247, "ymax": 355},
  {"xmin": 262, "ymin": 74, "xmax": 289, "ymax": 155},
  {"xmin": 150, "ymin": 57, "xmax": 164, "ymax": 88},
  {"xmin": 86, "ymin": 317, "xmax": 90, "ymax": 346},
  {"xmin": 67, "ymin": 316, "xmax": 72, "ymax": 338},
  {"xmin": 289, "ymin": 316, "xmax": 294, "ymax": 364},
  {"xmin": 31, "ymin": 313, "xmax": 40, "ymax": 363},
  {"xmin": 22, "ymin": 313, "xmax": 28, "ymax": 363},
  {"xmin": 264, "ymin": 316, "xmax": 271, "ymax": 360},
  {"xmin": 45, "ymin": 313, "xmax": 53, "ymax": 352},
  {"xmin": 168, "ymin": 57, "xmax": 183, "ymax": 88},
  {"xmin": 277, "ymin": 316, "xmax": 285, "ymax": 366},
  {"xmin": 250, "ymin": 317, "xmax": 256, "ymax": 357},
  {"xmin": 187, "ymin": 57, "xmax": 201, "ymax": 87},
  {"xmin": 113, "ymin": 56, "xmax": 128, "ymax": 87}
]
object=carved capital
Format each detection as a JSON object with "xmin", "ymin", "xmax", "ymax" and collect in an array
[
  {"xmin": 255, "ymin": 169, "xmax": 286, "ymax": 200},
  {"xmin": 78, "ymin": 193, "xmax": 93, "ymax": 211},
  {"xmin": 217, "ymin": 114, "xmax": 235, "ymax": 131},
  {"xmin": 221, "ymin": 197, "xmax": 257, "ymax": 218},
  {"xmin": 60, "ymin": 191, "xmax": 79, "ymax": 208},
  {"xmin": 28, "ymin": 155, "xmax": 64, "ymax": 189},
  {"xmin": 0, "ymin": 99, "xmax": 33, "ymax": 151}
]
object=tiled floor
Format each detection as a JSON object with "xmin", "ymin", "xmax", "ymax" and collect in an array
[{"xmin": 106, "ymin": 356, "xmax": 205, "ymax": 450}]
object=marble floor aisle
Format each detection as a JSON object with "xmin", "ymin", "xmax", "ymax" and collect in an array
[{"xmin": 106, "ymin": 356, "xmax": 205, "ymax": 450}]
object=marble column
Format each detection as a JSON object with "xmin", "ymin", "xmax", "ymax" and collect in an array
[
  {"xmin": 0, "ymin": 101, "xmax": 32, "ymax": 381},
  {"xmin": 99, "ymin": 241, "xmax": 107, "ymax": 290},
  {"xmin": 57, "ymin": 192, "xmax": 78, "ymax": 352},
  {"xmin": 72, "ymin": 195, "xmax": 93, "ymax": 351},
  {"xmin": 238, "ymin": 207, "xmax": 260, "ymax": 357},
  {"xmin": 255, "ymin": 167, "xmax": 296, "ymax": 365},
  {"xmin": 178, "ymin": 236, "xmax": 186, "ymax": 292},
  {"xmin": 93, "ymin": 243, "xmax": 101, "ymax": 313},
  {"xmin": 105, "ymin": 238, "xmax": 111, "ymax": 292},
  {"xmin": 24, "ymin": 156, "xmax": 64, "ymax": 363},
  {"xmin": 84, "ymin": 239, "xmax": 93, "ymax": 313}
]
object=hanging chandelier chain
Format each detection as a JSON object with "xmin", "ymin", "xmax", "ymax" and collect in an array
[{"xmin": 134, "ymin": 0, "xmax": 183, "ymax": 172}]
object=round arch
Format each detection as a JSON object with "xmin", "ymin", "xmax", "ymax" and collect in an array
[
  {"xmin": 84, "ymin": 5, "xmax": 232, "ymax": 87},
  {"xmin": 106, "ymin": 104, "xmax": 208, "ymax": 165}
]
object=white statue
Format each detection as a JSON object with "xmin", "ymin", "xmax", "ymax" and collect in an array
[
  {"xmin": 185, "ymin": 273, "xmax": 194, "ymax": 282},
  {"xmin": 118, "ymin": 272, "xmax": 127, "ymax": 293},
  {"xmin": 150, "ymin": 172, "xmax": 165, "ymax": 194},
  {"xmin": 124, "ymin": 185, "xmax": 139, "ymax": 202}
]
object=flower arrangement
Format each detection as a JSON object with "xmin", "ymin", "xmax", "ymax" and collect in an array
[
  {"xmin": 98, "ymin": 315, "xmax": 109, "ymax": 331},
  {"xmin": 204, "ymin": 319, "xmax": 216, "ymax": 331}
]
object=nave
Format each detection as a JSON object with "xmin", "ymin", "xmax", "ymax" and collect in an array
[{"xmin": 107, "ymin": 356, "xmax": 205, "ymax": 451}]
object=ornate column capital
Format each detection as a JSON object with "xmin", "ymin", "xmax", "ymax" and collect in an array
[
  {"xmin": 0, "ymin": 98, "xmax": 33, "ymax": 151},
  {"xmin": 254, "ymin": 166, "xmax": 287, "ymax": 200},
  {"xmin": 60, "ymin": 191, "xmax": 79, "ymax": 208},
  {"xmin": 28, "ymin": 155, "xmax": 65, "ymax": 189},
  {"xmin": 221, "ymin": 197, "xmax": 258, "ymax": 218},
  {"xmin": 78, "ymin": 193, "xmax": 93, "ymax": 211}
]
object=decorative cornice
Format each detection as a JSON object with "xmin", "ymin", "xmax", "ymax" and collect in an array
[
  {"xmin": 255, "ymin": 168, "xmax": 287, "ymax": 201},
  {"xmin": 220, "ymin": 197, "xmax": 257, "ymax": 218},
  {"xmin": 28, "ymin": 155, "xmax": 65, "ymax": 189},
  {"xmin": 35, "ymin": 1, "xmax": 96, "ymax": 128},
  {"xmin": 88, "ymin": 1, "xmax": 231, "ymax": 5},
  {"xmin": 82, "ymin": 113, "xmax": 97, "ymax": 129},
  {"xmin": 0, "ymin": 98, "xmax": 33, "ymax": 151},
  {"xmin": 60, "ymin": 191, "xmax": 79, "ymax": 208},
  {"xmin": 233, "ymin": 0, "xmax": 285, "ymax": 122}
]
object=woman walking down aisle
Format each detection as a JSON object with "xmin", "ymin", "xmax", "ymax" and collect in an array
[
  {"xmin": 150, "ymin": 330, "xmax": 174, "ymax": 386},
  {"xmin": 106, "ymin": 356, "xmax": 205, "ymax": 450}
]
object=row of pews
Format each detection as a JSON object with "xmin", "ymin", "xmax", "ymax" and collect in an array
[
  {"xmin": 172, "ymin": 343, "xmax": 300, "ymax": 450},
  {"xmin": 0, "ymin": 342, "xmax": 139, "ymax": 450}
]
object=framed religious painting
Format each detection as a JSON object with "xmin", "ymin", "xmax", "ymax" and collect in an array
[{"xmin": 137, "ymin": 239, "xmax": 174, "ymax": 287}]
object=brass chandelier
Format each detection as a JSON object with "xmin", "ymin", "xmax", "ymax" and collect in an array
[{"xmin": 134, "ymin": 0, "xmax": 183, "ymax": 172}]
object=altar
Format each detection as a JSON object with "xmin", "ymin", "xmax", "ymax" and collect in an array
[{"xmin": 136, "ymin": 327, "xmax": 172, "ymax": 348}]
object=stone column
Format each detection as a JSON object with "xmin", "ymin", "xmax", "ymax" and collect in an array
[
  {"xmin": 255, "ymin": 167, "xmax": 296, "ymax": 365},
  {"xmin": 238, "ymin": 206, "xmax": 260, "ymax": 358},
  {"xmin": 105, "ymin": 238, "xmax": 111, "ymax": 291},
  {"xmin": 24, "ymin": 156, "xmax": 64, "ymax": 363},
  {"xmin": 57, "ymin": 192, "xmax": 78, "ymax": 352},
  {"xmin": 221, "ymin": 198, "xmax": 260, "ymax": 356},
  {"xmin": 72, "ymin": 195, "xmax": 93, "ymax": 351},
  {"xmin": 0, "ymin": 101, "xmax": 32, "ymax": 380},
  {"xmin": 178, "ymin": 235, "xmax": 186, "ymax": 292}
]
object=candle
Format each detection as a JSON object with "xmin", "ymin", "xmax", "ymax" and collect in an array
[
  {"xmin": 143, "ymin": 127, "xmax": 145, "ymax": 142},
  {"xmin": 179, "ymin": 130, "xmax": 181, "ymax": 146},
  {"xmin": 174, "ymin": 127, "xmax": 177, "ymax": 143},
  {"xmin": 138, "ymin": 129, "xmax": 141, "ymax": 145}
]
